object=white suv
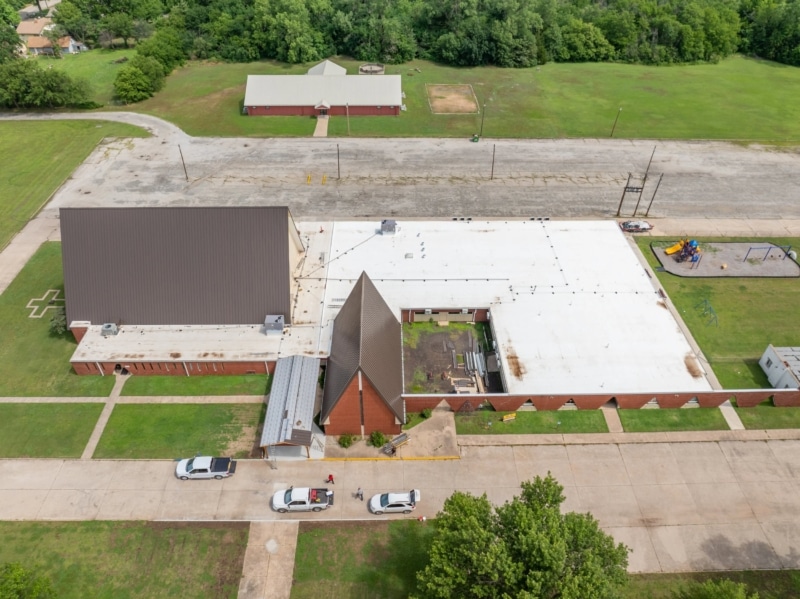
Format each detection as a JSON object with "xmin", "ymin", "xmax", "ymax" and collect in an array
[{"xmin": 368, "ymin": 489, "xmax": 421, "ymax": 515}]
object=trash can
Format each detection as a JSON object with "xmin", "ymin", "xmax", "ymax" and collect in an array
[{"xmin": 471, "ymin": 134, "xmax": 479, "ymax": 142}]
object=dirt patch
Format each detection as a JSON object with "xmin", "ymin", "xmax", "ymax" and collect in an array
[
  {"xmin": 427, "ymin": 84, "xmax": 479, "ymax": 114},
  {"xmin": 684, "ymin": 353, "xmax": 703, "ymax": 378},
  {"xmin": 222, "ymin": 403, "xmax": 265, "ymax": 458},
  {"xmin": 505, "ymin": 350, "xmax": 526, "ymax": 380},
  {"xmin": 403, "ymin": 323, "xmax": 501, "ymax": 393}
]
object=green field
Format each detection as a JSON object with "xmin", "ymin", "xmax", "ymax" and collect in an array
[
  {"xmin": 292, "ymin": 521, "xmax": 434, "ymax": 599},
  {"xmin": 121, "ymin": 374, "xmax": 270, "ymax": 396},
  {"xmin": 0, "ymin": 521, "xmax": 248, "ymax": 599},
  {"xmin": 292, "ymin": 520, "xmax": 799, "ymax": 599},
  {"xmin": 0, "ymin": 242, "xmax": 115, "ymax": 396},
  {"xmin": 455, "ymin": 409, "xmax": 608, "ymax": 434},
  {"xmin": 619, "ymin": 408, "xmax": 730, "ymax": 432},
  {"xmin": 107, "ymin": 54, "xmax": 800, "ymax": 140},
  {"xmin": 736, "ymin": 405, "xmax": 800, "ymax": 429},
  {"xmin": 93, "ymin": 403, "xmax": 264, "ymax": 458},
  {"xmin": 0, "ymin": 403, "xmax": 102, "ymax": 457},
  {"xmin": 638, "ymin": 237, "xmax": 800, "ymax": 389},
  {"xmin": 0, "ymin": 120, "xmax": 147, "ymax": 250},
  {"xmin": 37, "ymin": 48, "xmax": 137, "ymax": 105}
]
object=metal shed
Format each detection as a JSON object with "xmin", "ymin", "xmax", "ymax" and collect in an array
[{"xmin": 260, "ymin": 355, "xmax": 324, "ymax": 460}]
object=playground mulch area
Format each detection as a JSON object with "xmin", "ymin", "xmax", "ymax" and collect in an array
[{"xmin": 652, "ymin": 242, "xmax": 800, "ymax": 278}]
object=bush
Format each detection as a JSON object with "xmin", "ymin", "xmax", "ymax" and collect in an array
[
  {"xmin": 49, "ymin": 307, "xmax": 67, "ymax": 336},
  {"xmin": 338, "ymin": 433, "xmax": 355, "ymax": 448},
  {"xmin": 421, "ymin": 408, "xmax": 433, "ymax": 419},
  {"xmin": 369, "ymin": 430, "xmax": 387, "ymax": 447}
]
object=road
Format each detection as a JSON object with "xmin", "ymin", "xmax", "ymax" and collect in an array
[
  {"xmin": 3, "ymin": 434, "xmax": 800, "ymax": 574},
  {"xmin": 3, "ymin": 113, "xmax": 800, "ymax": 220}
]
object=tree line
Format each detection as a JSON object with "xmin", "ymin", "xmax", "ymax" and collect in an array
[{"xmin": 1, "ymin": 0, "xmax": 800, "ymax": 106}]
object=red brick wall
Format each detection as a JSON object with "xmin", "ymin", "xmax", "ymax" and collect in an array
[
  {"xmin": 324, "ymin": 375, "xmax": 362, "ymax": 435},
  {"xmin": 361, "ymin": 375, "xmax": 401, "ymax": 435},
  {"xmin": 246, "ymin": 105, "xmax": 400, "ymax": 116},
  {"xmin": 324, "ymin": 372, "xmax": 401, "ymax": 435},
  {"xmin": 400, "ymin": 308, "xmax": 490, "ymax": 323},
  {"xmin": 71, "ymin": 360, "xmax": 274, "ymax": 376},
  {"xmin": 70, "ymin": 326, "xmax": 87, "ymax": 343}
]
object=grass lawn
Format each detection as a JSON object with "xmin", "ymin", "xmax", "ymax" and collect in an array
[
  {"xmin": 0, "ymin": 121, "xmax": 147, "ymax": 250},
  {"xmin": 38, "ymin": 48, "xmax": 137, "ymax": 106},
  {"xmin": 121, "ymin": 374, "xmax": 270, "ymax": 396},
  {"xmin": 0, "ymin": 403, "xmax": 102, "ymax": 457},
  {"xmin": 0, "ymin": 243, "xmax": 115, "ymax": 396},
  {"xmin": 0, "ymin": 521, "xmax": 248, "ymax": 599},
  {"xmin": 292, "ymin": 520, "xmax": 435, "ymax": 599},
  {"xmin": 93, "ymin": 403, "xmax": 264, "ymax": 458},
  {"xmin": 119, "ymin": 54, "xmax": 800, "ymax": 141},
  {"xmin": 403, "ymin": 411, "xmax": 429, "ymax": 430},
  {"xmin": 626, "ymin": 571, "xmax": 800, "ymax": 599},
  {"xmin": 455, "ymin": 409, "xmax": 608, "ymax": 434},
  {"xmin": 735, "ymin": 405, "xmax": 800, "ymax": 429},
  {"xmin": 619, "ymin": 408, "xmax": 730, "ymax": 432},
  {"xmin": 293, "ymin": 521, "xmax": 800, "ymax": 599},
  {"xmin": 637, "ymin": 236, "xmax": 800, "ymax": 389}
]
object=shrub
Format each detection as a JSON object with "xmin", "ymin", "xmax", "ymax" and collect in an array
[
  {"xmin": 338, "ymin": 433, "xmax": 355, "ymax": 448},
  {"xmin": 49, "ymin": 307, "xmax": 67, "ymax": 336},
  {"xmin": 369, "ymin": 430, "xmax": 387, "ymax": 447},
  {"xmin": 421, "ymin": 408, "xmax": 433, "ymax": 419}
]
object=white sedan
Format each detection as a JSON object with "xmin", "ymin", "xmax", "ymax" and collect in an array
[{"xmin": 368, "ymin": 489, "xmax": 421, "ymax": 515}]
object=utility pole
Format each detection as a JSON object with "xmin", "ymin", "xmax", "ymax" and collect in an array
[
  {"xmin": 645, "ymin": 173, "xmax": 663, "ymax": 217},
  {"xmin": 479, "ymin": 103, "xmax": 487, "ymax": 137},
  {"xmin": 610, "ymin": 107, "xmax": 622, "ymax": 138},
  {"xmin": 346, "ymin": 103, "xmax": 350, "ymax": 136},
  {"xmin": 616, "ymin": 173, "xmax": 632, "ymax": 217},
  {"xmin": 490, "ymin": 144, "xmax": 496, "ymax": 180},
  {"xmin": 178, "ymin": 144, "xmax": 188, "ymax": 181},
  {"xmin": 337, "ymin": 144, "xmax": 340, "ymax": 179}
]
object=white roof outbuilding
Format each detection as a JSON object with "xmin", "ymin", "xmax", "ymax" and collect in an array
[{"xmin": 244, "ymin": 60, "xmax": 402, "ymax": 108}]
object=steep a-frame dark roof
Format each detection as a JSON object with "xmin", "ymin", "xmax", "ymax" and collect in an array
[
  {"xmin": 320, "ymin": 272, "xmax": 403, "ymax": 423},
  {"xmin": 60, "ymin": 206, "xmax": 298, "ymax": 326}
]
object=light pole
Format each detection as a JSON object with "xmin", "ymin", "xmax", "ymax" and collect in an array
[
  {"xmin": 479, "ymin": 103, "xmax": 487, "ymax": 137},
  {"xmin": 610, "ymin": 107, "xmax": 622, "ymax": 137}
]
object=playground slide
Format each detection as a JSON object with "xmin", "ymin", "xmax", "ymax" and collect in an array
[{"xmin": 665, "ymin": 241, "xmax": 685, "ymax": 255}]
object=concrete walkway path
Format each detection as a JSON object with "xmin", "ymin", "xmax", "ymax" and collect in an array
[
  {"xmin": 312, "ymin": 116, "xmax": 328, "ymax": 137},
  {"xmin": 80, "ymin": 373, "xmax": 128, "ymax": 459},
  {"xmin": 238, "ymin": 521, "xmax": 299, "ymax": 599}
]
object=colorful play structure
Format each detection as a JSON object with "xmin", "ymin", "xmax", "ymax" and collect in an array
[{"xmin": 665, "ymin": 238, "xmax": 701, "ymax": 264}]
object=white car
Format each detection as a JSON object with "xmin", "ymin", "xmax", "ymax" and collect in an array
[{"xmin": 368, "ymin": 489, "xmax": 421, "ymax": 515}]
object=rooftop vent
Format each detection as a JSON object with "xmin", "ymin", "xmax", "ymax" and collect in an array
[
  {"xmin": 380, "ymin": 219, "xmax": 397, "ymax": 235},
  {"xmin": 264, "ymin": 315, "xmax": 285, "ymax": 335},
  {"xmin": 101, "ymin": 323, "xmax": 119, "ymax": 336}
]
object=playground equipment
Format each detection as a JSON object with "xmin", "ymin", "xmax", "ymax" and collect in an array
[
  {"xmin": 675, "ymin": 239, "xmax": 700, "ymax": 263},
  {"xmin": 665, "ymin": 238, "xmax": 688, "ymax": 255}
]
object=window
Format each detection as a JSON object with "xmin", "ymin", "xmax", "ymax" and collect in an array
[{"xmin": 766, "ymin": 358, "xmax": 773, "ymax": 368}]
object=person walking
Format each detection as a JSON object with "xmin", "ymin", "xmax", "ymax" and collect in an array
[
  {"xmin": 356, "ymin": 487, "xmax": 364, "ymax": 501},
  {"xmin": 326, "ymin": 474, "xmax": 335, "ymax": 484}
]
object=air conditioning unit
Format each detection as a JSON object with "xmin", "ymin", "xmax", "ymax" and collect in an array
[
  {"xmin": 264, "ymin": 315, "xmax": 285, "ymax": 335},
  {"xmin": 380, "ymin": 219, "xmax": 397, "ymax": 235},
  {"xmin": 461, "ymin": 308, "xmax": 469, "ymax": 315},
  {"xmin": 101, "ymin": 323, "xmax": 118, "ymax": 336}
]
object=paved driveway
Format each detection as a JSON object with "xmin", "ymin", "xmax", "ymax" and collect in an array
[{"xmin": 3, "ymin": 439, "xmax": 800, "ymax": 573}]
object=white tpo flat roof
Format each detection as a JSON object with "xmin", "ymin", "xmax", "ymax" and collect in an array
[{"xmin": 73, "ymin": 219, "xmax": 712, "ymax": 395}]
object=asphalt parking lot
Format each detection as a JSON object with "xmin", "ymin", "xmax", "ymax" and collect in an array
[{"xmin": 4, "ymin": 113, "xmax": 800, "ymax": 220}]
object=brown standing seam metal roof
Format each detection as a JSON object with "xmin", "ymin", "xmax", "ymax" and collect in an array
[
  {"xmin": 60, "ymin": 206, "xmax": 295, "ymax": 326},
  {"xmin": 320, "ymin": 272, "xmax": 403, "ymax": 424}
]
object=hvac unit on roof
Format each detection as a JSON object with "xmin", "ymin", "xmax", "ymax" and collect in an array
[
  {"xmin": 380, "ymin": 219, "xmax": 397, "ymax": 235},
  {"xmin": 101, "ymin": 323, "xmax": 119, "ymax": 336},
  {"xmin": 263, "ymin": 315, "xmax": 285, "ymax": 335}
]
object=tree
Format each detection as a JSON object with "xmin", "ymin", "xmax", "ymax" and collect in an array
[
  {"xmin": 413, "ymin": 474, "xmax": 629, "ymax": 599},
  {"xmin": 52, "ymin": 1, "xmax": 94, "ymax": 44},
  {"xmin": 677, "ymin": 579, "xmax": 759, "ymax": 599},
  {"xmin": 113, "ymin": 64, "xmax": 153, "ymax": 103},
  {"xmin": 0, "ymin": 562, "xmax": 55, "ymax": 599}
]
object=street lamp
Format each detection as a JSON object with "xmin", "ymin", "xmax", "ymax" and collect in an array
[
  {"xmin": 479, "ymin": 103, "xmax": 487, "ymax": 137},
  {"xmin": 610, "ymin": 107, "xmax": 622, "ymax": 138}
]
